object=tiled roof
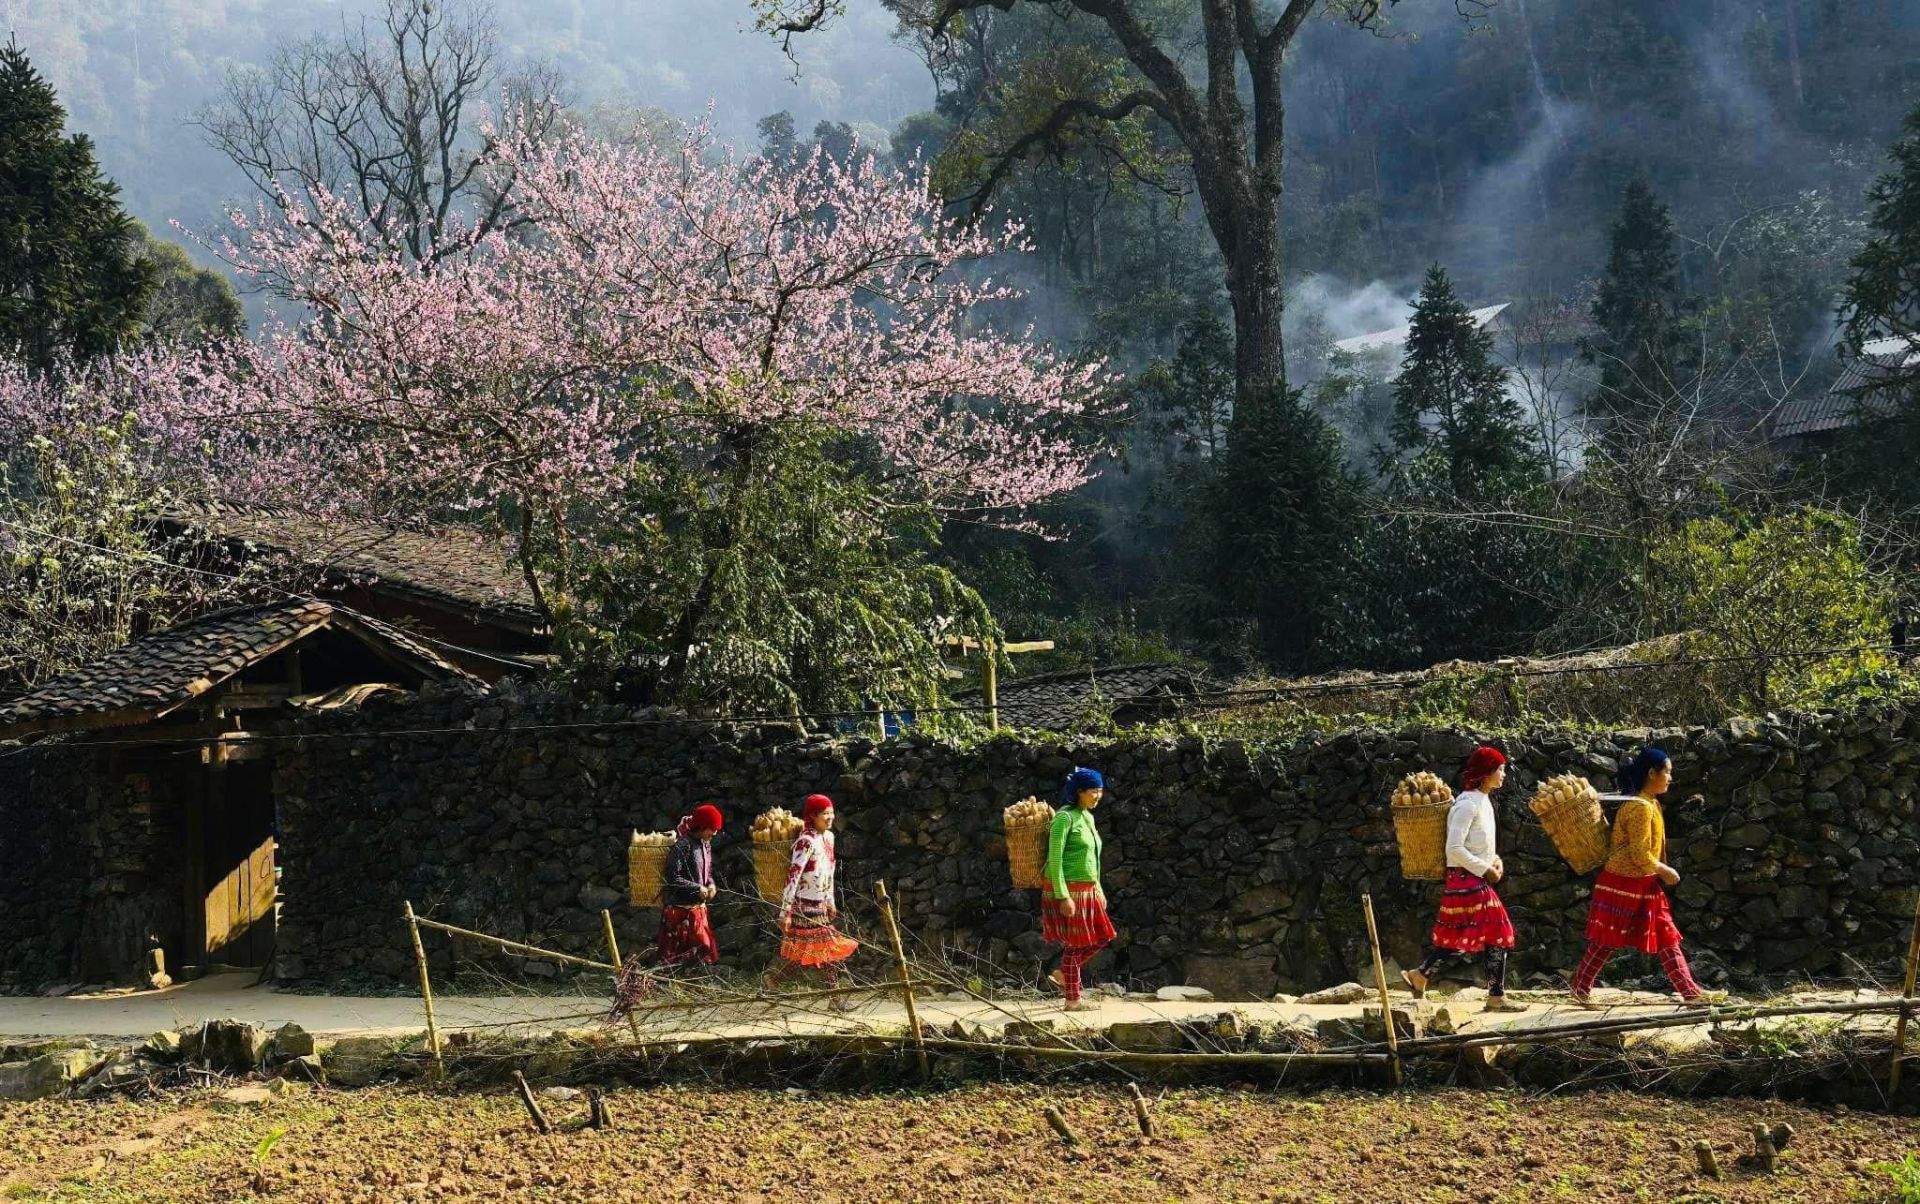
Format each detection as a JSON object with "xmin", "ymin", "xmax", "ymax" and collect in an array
[
  {"xmin": 1773, "ymin": 336, "xmax": 1919, "ymax": 441},
  {"xmin": 0, "ymin": 598, "xmax": 474, "ymax": 738},
  {"xmin": 954, "ymin": 663, "xmax": 1218, "ymax": 731},
  {"xmin": 161, "ymin": 505, "xmax": 544, "ymax": 632}
]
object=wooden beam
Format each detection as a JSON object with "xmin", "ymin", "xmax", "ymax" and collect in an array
[{"xmin": 937, "ymin": 637, "xmax": 1054, "ymax": 655}]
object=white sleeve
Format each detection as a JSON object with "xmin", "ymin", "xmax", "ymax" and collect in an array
[{"xmin": 1447, "ymin": 795, "xmax": 1494, "ymax": 877}]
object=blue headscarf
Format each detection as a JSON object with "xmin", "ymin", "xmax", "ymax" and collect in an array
[
  {"xmin": 1059, "ymin": 766, "xmax": 1104, "ymax": 810},
  {"xmin": 1616, "ymin": 747, "xmax": 1670, "ymax": 797}
]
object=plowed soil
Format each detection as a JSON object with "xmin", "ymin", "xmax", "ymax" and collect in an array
[{"xmin": 2, "ymin": 1083, "xmax": 1917, "ymax": 1202}]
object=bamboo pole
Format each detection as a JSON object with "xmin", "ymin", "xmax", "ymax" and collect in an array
[
  {"xmin": 1892, "ymin": 891, "xmax": 1920, "ymax": 1094},
  {"xmin": 603, "ymin": 908, "xmax": 642, "ymax": 1042},
  {"xmin": 874, "ymin": 880, "xmax": 930, "ymax": 1080},
  {"xmin": 411, "ymin": 915, "xmax": 617, "ymax": 973},
  {"xmin": 403, "ymin": 900, "xmax": 444, "ymax": 1078},
  {"xmin": 1127, "ymin": 1082, "xmax": 1156, "ymax": 1138},
  {"xmin": 1389, "ymin": 996, "xmax": 1918, "ymax": 1056},
  {"xmin": 1360, "ymin": 892, "xmax": 1401, "ymax": 1087},
  {"xmin": 925, "ymin": 1036, "xmax": 1389, "ymax": 1069}
]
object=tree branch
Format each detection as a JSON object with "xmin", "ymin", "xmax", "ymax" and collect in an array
[{"xmin": 957, "ymin": 90, "xmax": 1169, "ymax": 219}]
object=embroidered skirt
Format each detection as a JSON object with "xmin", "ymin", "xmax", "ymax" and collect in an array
[
  {"xmin": 1041, "ymin": 882, "xmax": 1117, "ymax": 951},
  {"xmin": 779, "ymin": 900, "xmax": 858, "ymax": 967},
  {"xmin": 1585, "ymin": 870, "xmax": 1684, "ymax": 953},
  {"xmin": 1429, "ymin": 868, "xmax": 1517, "ymax": 954},
  {"xmin": 657, "ymin": 903, "xmax": 719, "ymax": 966}
]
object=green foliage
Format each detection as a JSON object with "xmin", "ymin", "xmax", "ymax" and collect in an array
[
  {"xmin": 1649, "ymin": 508, "xmax": 1894, "ymax": 710},
  {"xmin": 1843, "ymin": 103, "xmax": 1920, "ymax": 368},
  {"xmin": 137, "ymin": 224, "xmax": 244, "ymax": 346},
  {"xmin": 0, "ymin": 41, "xmax": 156, "ymax": 366},
  {"xmin": 546, "ymin": 419, "xmax": 997, "ymax": 721},
  {"xmin": 1197, "ymin": 386, "xmax": 1379, "ymax": 673},
  {"xmin": 1874, "ymin": 1152, "xmax": 1920, "ymax": 1204},
  {"xmin": 0, "ymin": 408, "xmax": 252, "ymax": 690}
]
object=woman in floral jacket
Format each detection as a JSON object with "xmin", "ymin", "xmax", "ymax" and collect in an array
[{"xmin": 768, "ymin": 794, "xmax": 859, "ymax": 1006}]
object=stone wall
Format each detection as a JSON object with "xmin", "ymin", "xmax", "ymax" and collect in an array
[{"xmin": 255, "ymin": 688, "xmax": 1920, "ymax": 998}]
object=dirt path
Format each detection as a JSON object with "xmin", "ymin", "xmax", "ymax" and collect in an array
[
  {"xmin": 5, "ymin": 972, "xmax": 1887, "ymax": 1046},
  {"xmin": 2, "ymin": 1083, "xmax": 1915, "ymax": 1202}
]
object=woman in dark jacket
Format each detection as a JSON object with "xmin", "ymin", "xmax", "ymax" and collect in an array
[{"xmin": 657, "ymin": 803, "xmax": 724, "ymax": 969}]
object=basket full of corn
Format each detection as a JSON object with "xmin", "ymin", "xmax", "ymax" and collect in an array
[
  {"xmin": 1002, "ymin": 797, "xmax": 1056, "ymax": 889},
  {"xmin": 1390, "ymin": 772, "xmax": 1455, "ymax": 881},
  {"xmin": 627, "ymin": 830, "xmax": 674, "ymax": 907},
  {"xmin": 1529, "ymin": 773, "xmax": 1610, "ymax": 874},
  {"xmin": 749, "ymin": 808, "xmax": 805, "ymax": 902}
]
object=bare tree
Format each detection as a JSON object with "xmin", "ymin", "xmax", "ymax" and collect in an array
[
  {"xmin": 766, "ymin": 0, "xmax": 1488, "ymax": 415},
  {"xmin": 195, "ymin": 0, "xmax": 563, "ymax": 268}
]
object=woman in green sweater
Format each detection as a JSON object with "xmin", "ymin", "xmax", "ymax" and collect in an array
[{"xmin": 1043, "ymin": 766, "xmax": 1114, "ymax": 1011}]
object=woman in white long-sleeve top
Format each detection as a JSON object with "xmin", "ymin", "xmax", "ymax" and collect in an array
[{"xmin": 1401, "ymin": 746, "xmax": 1527, "ymax": 1013}]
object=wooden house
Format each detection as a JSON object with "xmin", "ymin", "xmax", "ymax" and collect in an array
[{"xmin": 0, "ymin": 598, "xmax": 480, "ymax": 985}]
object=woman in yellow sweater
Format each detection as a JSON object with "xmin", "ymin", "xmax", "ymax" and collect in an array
[{"xmin": 1570, "ymin": 747, "xmax": 1707, "ymax": 1006}]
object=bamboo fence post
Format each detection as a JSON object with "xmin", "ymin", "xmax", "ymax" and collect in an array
[
  {"xmin": 875, "ymin": 880, "xmax": 930, "ymax": 1080},
  {"xmin": 1891, "ymin": 892, "xmax": 1920, "ymax": 1095},
  {"xmin": 410, "ymin": 916, "xmax": 618, "ymax": 973},
  {"xmin": 1360, "ymin": 892, "xmax": 1402, "ymax": 1087},
  {"xmin": 1127, "ymin": 1082, "xmax": 1156, "ymax": 1138},
  {"xmin": 603, "ymin": 909, "xmax": 642, "ymax": 1042},
  {"xmin": 403, "ymin": 900, "xmax": 444, "ymax": 1079},
  {"xmin": 984, "ymin": 644, "xmax": 1000, "ymax": 732}
]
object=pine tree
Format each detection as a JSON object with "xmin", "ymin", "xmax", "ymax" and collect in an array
[
  {"xmin": 1587, "ymin": 180, "xmax": 1687, "ymax": 432},
  {"xmin": 1391, "ymin": 264, "xmax": 1542, "ymax": 499},
  {"xmin": 0, "ymin": 41, "xmax": 155, "ymax": 367}
]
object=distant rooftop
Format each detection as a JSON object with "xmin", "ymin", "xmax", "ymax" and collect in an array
[
  {"xmin": 1772, "ymin": 335, "xmax": 1920, "ymax": 442},
  {"xmin": 1334, "ymin": 303, "xmax": 1511, "ymax": 356}
]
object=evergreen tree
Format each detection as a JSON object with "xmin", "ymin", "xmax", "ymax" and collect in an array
[
  {"xmin": 1587, "ymin": 180, "xmax": 1687, "ymax": 433},
  {"xmin": 0, "ymin": 41, "xmax": 154, "ymax": 367},
  {"xmin": 1391, "ymin": 264, "xmax": 1542, "ymax": 498},
  {"xmin": 138, "ymin": 225, "xmax": 245, "ymax": 347},
  {"xmin": 1201, "ymin": 385, "xmax": 1376, "ymax": 671}
]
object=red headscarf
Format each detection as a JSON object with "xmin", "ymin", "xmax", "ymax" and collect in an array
[
  {"xmin": 677, "ymin": 804, "xmax": 724, "ymax": 838},
  {"xmin": 801, "ymin": 794, "xmax": 835, "ymax": 821},
  {"xmin": 1461, "ymin": 745, "xmax": 1507, "ymax": 791}
]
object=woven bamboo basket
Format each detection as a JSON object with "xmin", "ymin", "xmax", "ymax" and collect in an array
[
  {"xmin": 628, "ymin": 841, "xmax": 668, "ymax": 908},
  {"xmin": 1530, "ymin": 776, "xmax": 1611, "ymax": 874},
  {"xmin": 1391, "ymin": 800, "xmax": 1452, "ymax": 880},
  {"xmin": 752, "ymin": 840, "xmax": 791, "ymax": 902},
  {"xmin": 1005, "ymin": 815, "xmax": 1052, "ymax": 889}
]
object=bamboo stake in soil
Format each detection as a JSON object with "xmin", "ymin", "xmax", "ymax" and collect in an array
[
  {"xmin": 512, "ymin": 1071, "xmax": 552, "ymax": 1134},
  {"xmin": 588, "ymin": 1089, "xmax": 613, "ymax": 1130},
  {"xmin": 1360, "ymin": 893, "xmax": 1402, "ymax": 1087},
  {"xmin": 1044, "ymin": 1105, "xmax": 1080, "ymax": 1147},
  {"xmin": 1749, "ymin": 1124, "xmax": 1778, "ymax": 1173},
  {"xmin": 1127, "ymin": 1082, "xmax": 1156, "ymax": 1138},
  {"xmin": 874, "ymin": 880, "xmax": 930, "ymax": 1080},
  {"xmin": 1891, "ymin": 892, "xmax": 1920, "ymax": 1095},
  {"xmin": 403, "ymin": 900, "xmax": 444, "ymax": 1078},
  {"xmin": 1693, "ymin": 1141, "xmax": 1720, "ymax": 1179},
  {"xmin": 602, "ymin": 909, "xmax": 642, "ymax": 1042}
]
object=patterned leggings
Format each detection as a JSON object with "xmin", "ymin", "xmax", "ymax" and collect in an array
[
  {"xmin": 1417, "ymin": 946, "xmax": 1509, "ymax": 995},
  {"xmin": 1059, "ymin": 944, "xmax": 1106, "ymax": 1004},
  {"xmin": 1571, "ymin": 941, "xmax": 1701, "ymax": 1000}
]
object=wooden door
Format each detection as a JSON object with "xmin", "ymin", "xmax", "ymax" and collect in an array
[{"xmin": 203, "ymin": 760, "xmax": 277, "ymax": 968}]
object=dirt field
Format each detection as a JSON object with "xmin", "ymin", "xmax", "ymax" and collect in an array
[{"xmin": 2, "ymin": 1083, "xmax": 1918, "ymax": 1203}]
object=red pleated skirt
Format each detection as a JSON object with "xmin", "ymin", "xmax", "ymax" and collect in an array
[
  {"xmin": 1585, "ymin": 871, "xmax": 1684, "ymax": 953},
  {"xmin": 1041, "ymin": 882, "xmax": 1117, "ymax": 951},
  {"xmin": 1429, "ymin": 868, "xmax": 1517, "ymax": 954},
  {"xmin": 657, "ymin": 904, "xmax": 720, "ymax": 966}
]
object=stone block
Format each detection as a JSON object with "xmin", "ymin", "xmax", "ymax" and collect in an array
[
  {"xmin": 1299, "ymin": 982, "xmax": 1372, "ymax": 1006},
  {"xmin": 322, "ymin": 1036, "xmax": 408, "ymax": 1087},
  {"xmin": 0, "ymin": 1049, "xmax": 96, "ymax": 1101},
  {"xmin": 1362, "ymin": 1002, "xmax": 1429, "ymax": 1042},
  {"xmin": 271, "ymin": 1023, "xmax": 315, "ymax": 1061},
  {"xmin": 1106, "ymin": 1020, "xmax": 1186, "ymax": 1052},
  {"xmin": 185, "ymin": 1019, "xmax": 270, "ymax": 1073}
]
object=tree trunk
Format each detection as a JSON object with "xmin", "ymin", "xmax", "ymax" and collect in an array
[{"xmin": 1225, "ymin": 217, "xmax": 1287, "ymax": 415}]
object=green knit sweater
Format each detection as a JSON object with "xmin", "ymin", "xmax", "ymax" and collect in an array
[{"xmin": 1046, "ymin": 806, "xmax": 1103, "ymax": 897}]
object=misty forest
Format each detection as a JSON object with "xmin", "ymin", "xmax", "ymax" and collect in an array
[{"xmin": 5, "ymin": 0, "xmax": 1920, "ymax": 722}]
